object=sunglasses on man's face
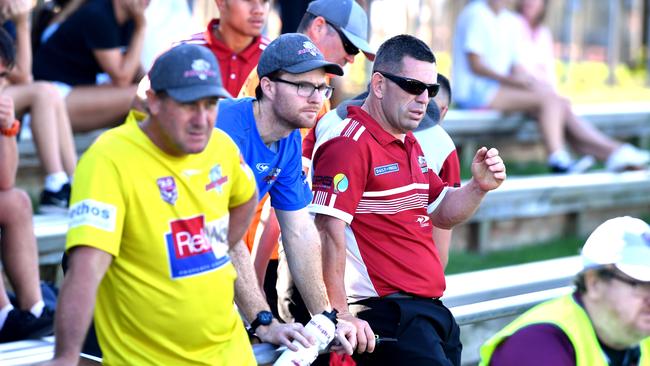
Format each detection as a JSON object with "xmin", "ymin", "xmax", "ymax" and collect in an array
[
  {"xmin": 377, "ymin": 71, "xmax": 439, "ymax": 98},
  {"xmin": 327, "ymin": 22, "xmax": 359, "ymax": 56}
]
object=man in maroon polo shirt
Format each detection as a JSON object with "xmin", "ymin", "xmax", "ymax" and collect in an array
[
  {"xmin": 310, "ymin": 35, "xmax": 506, "ymax": 365},
  {"xmin": 184, "ymin": 0, "xmax": 271, "ymax": 96}
]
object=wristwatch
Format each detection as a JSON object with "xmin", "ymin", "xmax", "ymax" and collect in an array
[{"xmin": 249, "ymin": 310, "xmax": 274, "ymax": 333}]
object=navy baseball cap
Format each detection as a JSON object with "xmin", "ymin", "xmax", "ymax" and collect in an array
[
  {"xmin": 149, "ymin": 44, "xmax": 231, "ymax": 103},
  {"xmin": 257, "ymin": 33, "xmax": 344, "ymax": 78},
  {"xmin": 307, "ymin": 0, "xmax": 375, "ymax": 61}
]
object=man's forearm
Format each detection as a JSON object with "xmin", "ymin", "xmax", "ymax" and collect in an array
[
  {"xmin": 314, "ymin": 215, "xmax": 349, "ymax": 313},
  {"xmin": 230, "ymin": 240, "xmax": 271, "ymax": 322},
  {"xmin": 283, "ymin": 223, "xmax": 330, "ymax": 315},
  {"xmin": 54, "ymin": 247, "xmax": 111, "ymax": 362},
  {"xmin": 431, "ymin": 179, "xmax": 487, "ymax": 229}
]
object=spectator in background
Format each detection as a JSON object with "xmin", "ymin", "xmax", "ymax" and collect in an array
[
  {"xmin": 1, "ymin": 1, "xmax": 77, "ymax": 213},
  {"xmin": 33, "ymin": 0, "xmax": 148, "ymax": 133},
  {"xmin": 452, "ymin": 0, "xmax": 650, "ymax": 173},
  {"xmin": 44, "ymin": 44, "xmax": 315, "ymax": 365},
  {"xmin": 481, "ymin": 216, "xmax": 650, "ymax": 366},
  {"xmin": 183, "ymin": 0, "xmax": 271, "ymax": 97},
  {"xmin": 0, "ymin": 28, "xmax": 54, "ymax": 342},
  {"xmin": 311, "ymin": 34, "xmax": 506, "ymax": 365}
]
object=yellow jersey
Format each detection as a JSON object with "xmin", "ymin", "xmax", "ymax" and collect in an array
[{"xmin": 66, "ymin": 111, "xmax": 257, "ymax": 365}]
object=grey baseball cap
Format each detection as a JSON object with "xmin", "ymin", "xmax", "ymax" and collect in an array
[
  {"xmin": 307, "ymin": 0, "xmax": 375, "ymax": 61},
  {"xmin": 149, "ymin": 44, "xmax": 231, "ymax": 103},
  {"xmin": 257, "ymin": 33, "xmax": 344, "ymax": 78}
]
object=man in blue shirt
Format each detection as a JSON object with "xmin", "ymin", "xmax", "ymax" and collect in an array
[{"xmin": 217, "ymin": 33, "xmax": 355, "ymax": 353}]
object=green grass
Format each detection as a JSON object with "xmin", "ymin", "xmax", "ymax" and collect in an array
[
  {"xmin": 445, "ymin": 213, "xmax": 650, "ymax": 274},
  {"xmin": 445, "ymin": 236, "xmax": 583, "ymax": 274}
]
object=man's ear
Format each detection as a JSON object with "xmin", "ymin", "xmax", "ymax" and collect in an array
[
  {"xmin": 306, "ymin": 16, "xmax": 328, "ymax": 42},
  {"xmin": 146, "ymin": 89, "xmax": 162, "ymax": 115},
  {"xmin": 370, "ymin": 72, "xmax": 384, "ymax": 99},
  {"xmin": 260, "ymin": 77, "xmax": 275, "ymax": 100},
  {"xmin": 215, "ymin": 0, "xmax": 226, "ymax": 12},
  {"xmin": 439, "ymin": 105, "xmax": 449, "ymax": 121}
]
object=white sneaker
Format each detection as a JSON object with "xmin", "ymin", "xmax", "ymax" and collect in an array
[
  {"xmin": 568, "ymin": 155, "xmax": 595, "ymax": 174},
  {"xmin": 605, "ymin": 144, "xmax": 650, "ymax": 172}
]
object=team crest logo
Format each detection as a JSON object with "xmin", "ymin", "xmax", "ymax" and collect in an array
[
  {"xmin": 298, "ymin": 41, "xmax": 319, "ymax": 57},
  {"xmin": 157, "ymin": 176, "xmax": 178, "ymax": 205},
  {"xmin": 184, "ymin": 59, "xmax": 216, "ymax": 80},
  {"xmin": 263, "ymin": 167, "xmax": 282, "ymax": 184},
  {"xmin": 205, "ymin": 164, "xmax": 229, "ymax": 193},
  {"xmin": 418, "ymin": 156, "xmax": 429, "ymax": 173}
]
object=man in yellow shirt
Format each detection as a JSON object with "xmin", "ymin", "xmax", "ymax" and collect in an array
[{"xmin": 45, "ymin": 44, "xmax": 313, "ymax": 365}]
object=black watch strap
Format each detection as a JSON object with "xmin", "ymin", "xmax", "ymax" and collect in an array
[{"xmin": 249, "ymin": 310, "xmax": 273, "ymax": 333}]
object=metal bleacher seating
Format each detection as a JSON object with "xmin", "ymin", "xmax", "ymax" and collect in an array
[{"xmin": 445, "ymin": 102, "xmax": 650, "ymax": 165}]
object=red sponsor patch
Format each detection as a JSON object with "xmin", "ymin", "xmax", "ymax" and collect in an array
[{"xmin": 170, "ymin": 216, "xmax": 212, "ymax": 259}]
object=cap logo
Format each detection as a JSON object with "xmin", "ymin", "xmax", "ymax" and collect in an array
[
  {"xmin": 643, "ymin": 231, "xmax": 650, "ymax": 246},
  {"xmin": 184, "ymin": 59, "xmax": 216, "ymax": 80},
  {"xmin": 298, "ymin": 41, "xmax": 319, "ymax": 57}
]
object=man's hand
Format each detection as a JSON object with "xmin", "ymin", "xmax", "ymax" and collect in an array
[
  {"xmin": 255, "ymin": 320, "xmax": 315, "ymax": 351},
  {"xmin": 336, "ymin": 312, "xmax": 375, "ymax": 354},
  {"xmin": 470, "ymin": 147, "xmax": 506, "ymax": 192},
  {"xmin": 0, "ymin": 95, "xmax": 15, "ymax": 129},
  {"xmin": 328, "ymin": 319, "xmax": 355, "ymax": 355}
]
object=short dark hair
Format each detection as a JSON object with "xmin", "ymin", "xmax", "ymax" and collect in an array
[
  {"xmin": 574, "ymin": 267, "xmax": 613, "ymax": 294},
  {"xmin": 436, "ymin": 73, "xmax": 451, "ymax": 105},
  {"xmin": 255, "ymin": 70, "xmax": 283, "ymax": 100},
  {"xmin": 0, "ymin": 28, "xmax": 16, "ymax": 69},
  {"xmin": 297, "ymin": 12, "xmax": 317, "ymax": 33},
  {"xmin": 372, "ymin": 34, "xmax": 435, "ymax": 74}
]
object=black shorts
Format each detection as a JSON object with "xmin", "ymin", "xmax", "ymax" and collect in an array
[{"xmin": 349, "ymin": 296, "xmax": 462, "ymax": 366}]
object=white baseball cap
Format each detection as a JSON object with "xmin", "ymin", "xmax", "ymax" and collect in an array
[{"xmin": 581, "ymin": 216, "xmax": 650, "ymax": 282}]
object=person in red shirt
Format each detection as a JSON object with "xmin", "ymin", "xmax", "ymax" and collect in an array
[
  {"xmin": 184, "ymin": 0, "xmax": 271, "ymax": 97},
  {"xmin": 310, "ymin": 35, "xmax": 506, "ymax": 365}
]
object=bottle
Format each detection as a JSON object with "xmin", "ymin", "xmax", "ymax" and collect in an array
[{"xmin": 273, "ymin": 310, "xmax": 338, "ymax": 366}]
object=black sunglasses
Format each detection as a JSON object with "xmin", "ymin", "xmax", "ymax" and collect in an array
[
  {"xmin": 377, "ymin": 71, "xmax": 439, "ymax": 98},
  {"xmin": 327, "ymin": 22, "xmax": 359, "ymax": 56}
]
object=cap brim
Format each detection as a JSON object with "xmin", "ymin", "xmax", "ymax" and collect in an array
[
  {"xmin": 616, "ymin": 264, "xmax": 650, "ymax": 282},
  {"xmin": 283, "ymin": 59, "xmax": 344, "ymax": 76},
  {"xmin": 166, "ymin": 84, "xmax": 232, "ymax": 103},
  {"xmin": 335, "ymin": 98, "xmax": 364, "ymax": 119},
  {"xmin": 340, "ymin": 29, "xmax": 375, "ymax": 61}
]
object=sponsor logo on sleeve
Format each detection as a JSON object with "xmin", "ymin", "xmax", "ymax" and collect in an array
[
  {"xmin": 205, "ymin": 164, "xmax": 229, "ymax": 193},
  {"xmin": 333, "ymin": 173, "xmax": 349, "ymax": 193},
  {"xmin": 374, "ymin": 163, "xmax": 399, "ymax": 176},
  {"xmin": 165, "ymin": 215, "xmax": 230, "ymax": 279},
  {"xmin": 312, "ymin": 175, "xmax": 333, "ymax": 190},
  {"xmin": 157, "ymin": 176, "xmax": 178, "ymax": 205},
  {"xmin": 69, "ymin": 199, "xmax": 117, "ymax": 232}
]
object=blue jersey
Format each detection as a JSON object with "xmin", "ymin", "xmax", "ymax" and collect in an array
[{"xmin": 216, "ymin": 98, "xmax": 312, "ymax": 211}]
